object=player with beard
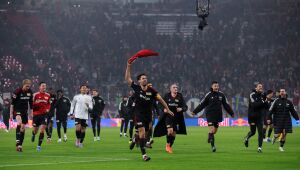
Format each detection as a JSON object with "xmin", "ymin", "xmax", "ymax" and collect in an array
[
  {"xmin": 244, "ymin": 83, "xmax": 268, "ymax": 153},
  {"xmin": 125, "ymin": 61, "xmax": 174, "ymax": 161},
  {"xmin": 192, "ymin": 81, "xmax": 234, "ymax": 152},
  {"xmin": 268, "ymin": 88, "xmax": 299, "ymax": 151}
]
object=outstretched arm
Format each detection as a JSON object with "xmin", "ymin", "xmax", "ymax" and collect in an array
[
  {"xmin": 156, "ymin": 94, "xmax": 174, "ymax": 116},
  {"xmin": 125, "ymin": 63, "xmax": 133, "ymax": 86}
]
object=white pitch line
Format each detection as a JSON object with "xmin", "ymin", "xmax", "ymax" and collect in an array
[
  {"xmin": 0, "ymin": 158, "xmax": 130, "ymax": 168},
  {"xmin": 2, "ymin": 155, "xmax": 104, "ymax": 159}
]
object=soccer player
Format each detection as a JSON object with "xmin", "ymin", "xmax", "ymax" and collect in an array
[
  {"xmin": 10, "ymin": 79, "xmax": 33, "ymax": 152},
  {"xmin": 244, "ymin": 83, "xmax": 268, "ymax": 153},
  {"xmin": 154, "ymin": 83, "xmax": 188, "ymax": 153},
  {"xmin": 263, "ymin": 90, "xmax": 274, "ymax": 142},
  {"xmin": 192, "ymin": 81, "xmax": 234, "ymax": 152},
  {"xmin": 268, "ymin": 88, "xmax": 299, "ymax": 151},
  {"xmin": 126, "ymin": 91, "xmax": 135, "ymax": 143},
  {"xmin": 91, "ymin": 89, "xmax": 105, "ymax": 141},
  {"xmin": 70, "ymin": 85, "xmax": 93, "ymax": 148},
  {"xmin": 45, "ymin": 88, "xmax": 56, "ymax": 143},
  {"xmin": 31, "ymin": 82, "xmax": 51, "ymax": 151},
  {"xmin": 125, "ymin": 61, "xmax": 174, "ymax": 161},
  {"xmin": 54, "ymin": 90, "xmax": 71, "ymax": 142},
  {"xmin": 119, "ymin": 96, "xmax": 129, "ymax": 137}
]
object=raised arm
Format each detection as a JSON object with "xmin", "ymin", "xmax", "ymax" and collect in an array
[{"xmin": 125, "ymin": 63, "xmax": 133, "ymax": 86}]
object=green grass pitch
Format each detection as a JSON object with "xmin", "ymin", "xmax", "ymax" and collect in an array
[{"xmin": 0, "ymin": 127, "xmax": 299, "ymax": 170}]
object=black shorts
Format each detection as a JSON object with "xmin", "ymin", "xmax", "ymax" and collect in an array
[
  {"xmin": 75, "ymin": 118, "xmax": 88, "ymax": 127},
  {"xmin": 166, "ymin": 116, "xmax": 179, "ymax": 131},
  {"xmin": 248, "ymin": 114, "xmax": 264, "ymax": 125},
  {"xmin": 33, "ymin": 114, "xmax": 47, "ymax": 127},
  {"xmin": 134, "ymin": 114, "xmax": 151, "ymax": 131},
  {"xmin": 208, "ymin": 122, "xmax": 219, "ymax": 128},
  {"xmin": 14, "ymin": 111, "xmax": 28, "ymax": 124}
]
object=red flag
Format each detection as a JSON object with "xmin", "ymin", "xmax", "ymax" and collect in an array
[{"xmin": 128, "ymin": 49, "xmax": 159, "ymax": 64}]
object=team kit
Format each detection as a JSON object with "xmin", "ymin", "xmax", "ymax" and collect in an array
[{"xmin": 9, "ymin": 50, "xmax": 299, "ymax": 161}]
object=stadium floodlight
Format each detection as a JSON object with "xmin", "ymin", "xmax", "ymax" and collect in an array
[{"xmin": 196, "ymin": 0, "xmax": 210, "ymax": 30}]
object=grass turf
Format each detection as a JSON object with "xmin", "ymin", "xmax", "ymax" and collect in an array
[{"xmin": 0, "ymin": 127, "xmax": 299, "ymax": 170}]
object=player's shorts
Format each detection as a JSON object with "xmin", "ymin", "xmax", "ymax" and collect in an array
[
  {"xmin": 33, "ymin": 114, "xmax": 47, "ymax": 127},
  {"xmin": 75, "ymin": 118, "xmax": 88, "ymax": 127},
  {"xmin": 208, "ymin": 122, "xmax": 219, "ymax": 128},
  {"xmin": 134, "ymin": 114, "xmax": 151, "ymax": 131},
  {"xmin": 14, "ymin": 111, "xmax": 28, "ymax": 124},
  {"xmin": 248, "ymin": 114, "xmax": 264, "ymax": 125},
  {"xmin": 165, "ymin": 115, "xmax": 179, "ymax": 131},
  {"xmin": 264, "ymin": 116, "xmax": 272, "ymax": 126}
]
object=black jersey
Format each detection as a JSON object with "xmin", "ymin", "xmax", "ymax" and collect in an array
[
  {"xmin": 193, "ymin": 91, "xmax": 234, "ymax": 122},
  {"xmin": 131, "ymin": 82, "xmax": 158, "ymax": 116},
  {"xmin": 55, "ymin": 96, "xmax": 71, "ymax": 119},
  {"xmin": 163, "ymin": 92, "xmax": 187, "ymax": 115},
  {"xmin": 92, "ymin": 96, "xmax": 105, "ymax": 116},
  {"xmin": 11, "ymin": 87, "xmax": 33, "ymax": 112}
]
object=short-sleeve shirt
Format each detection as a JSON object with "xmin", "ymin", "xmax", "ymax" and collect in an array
[{"xmin": 131, "ymin": 82, "xmax": 158, "ymax": 116}]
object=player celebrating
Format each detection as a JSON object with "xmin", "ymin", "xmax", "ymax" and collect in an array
[
  {"xmin": 70, "ymin": 85, "xmax": 93, "ymax": 148},
  {"xmin": 55, "ymin": 90, "xmax": 71, "ymax": 142},
  {"xmin": 268, "ymin": 88, "xmax": 299, "ymax": 151},
  {"xmin": 244, "ymin": 83, "xmax": 267, "ymax": 153},
  {"xmin": 31, "ymin": 82, "xmax": 51, "ymax": 152},
  {"xmin": 192, "ymin": 81, "xmax": 234, "ymax": 152},
  {"xmin": 125, "ymin": 59, "xmax": 174, "ymax": 161},
  {"xmin": 10, "ymin": 79, "xmax": 33, "ymax": 152},
  {"xmin": 91, "ymin": 89, "xmax": 105, "ymax": 141},
  {"xmin": 263, "ymin": 90, "xmax": 274, "ymax": 142},
  {"xmin": 154, "ymin": 83, "xmax": 188, "ymax": 153}
]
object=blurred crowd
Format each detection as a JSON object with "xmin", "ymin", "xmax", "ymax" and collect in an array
[{"xmin": 0, "ymin": 0, "xmax": 299, "ymax": 117}]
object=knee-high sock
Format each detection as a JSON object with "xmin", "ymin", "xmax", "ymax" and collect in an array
[
  {"xmin": 38, "ymin": 132, "xmax": 44, "ymax": 146},
  {"xmin": 209, "ymin": 133, "xmax": 215, "ymax": 147},
  {"xmin": 246, "ymin": 125, "xmax": 256, "ymax": 140},
  {"xmin": 16, "ymin": 125, "xmax": 21, "ymax": 146},
  {"xmin": 57, "ymin": 122, "xmax": 62, "ymax": 138},
  {"xmin": 120, "ymin": 119, "xmax": 125, "ymax": 133},
  {"xmin": 280, "ymin": 140, "xmax": 285, "ymax": 147},
  {"xmin": 257, "ymin": 123, "xmax": 263, "ymax": 147},
  {"xmin": 139, "ymin": 138, "xmax": 146, "ymax": 155},
  {"xmin": 124, "ymin": 119, "xmax": 129, "ymax": 134},
  {"xmin": 97, "ymin": 118, "xmax": 101, "ymax": 137},
  {"xmin": 91, "ymin": 118, "xmax": 96, "ymax": 137},
  {"xmin": 80, "ymin": 131, "xmax": 86, "ymax": 143},
  {"xmin": 263, "ymin": 128, "xmax": 267, "ymax": 139},
  {"xmin": 20, "ymin": 131, "xmax": 25, "ymax": 145},
  {"xmin": 62, "ymin": 121, "xmax": 67, "ymax": 134},
  {"xmin": 267, "ymin": 128, "xmax": 273, "ymax": 138},
  {"xmin": 170, "ymin": 136, "xmax": 175, "ymax": 147},
  {"xmin": 147, "ymin": 127, "xmax": 153, "ymax": 142},
  {"xmin": 129, "ymin": 121, "xmax": 134, "ymax": 139},
  {"xmin": 76, "ymin": 130, "xmax": 81, "ymax": 140},
  {"xmin": 167, "ymin": 134, "xmax": 172, "ymax": 144}
]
